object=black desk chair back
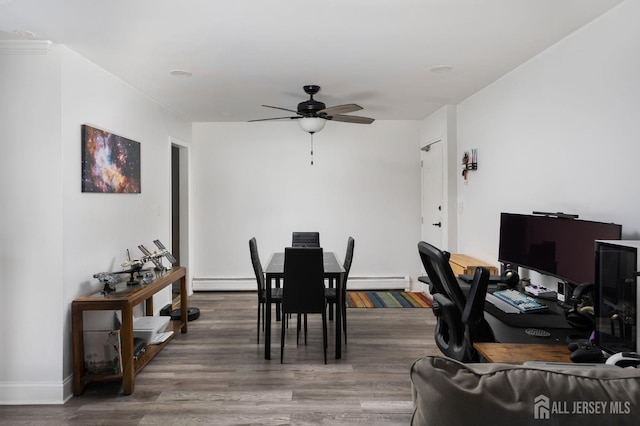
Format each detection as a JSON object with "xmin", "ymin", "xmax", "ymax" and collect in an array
[
  {"xmin": 249, "ymin": 237, "xmax": 282, "ymax": 344},
  {"xmin": 418, "ymin": 241, "xmax": 493, "ymax": 362},
  {"xmin": 281, "ymin": 247, "xmax": 328, "ymax": 364},
  {"xmin": 292, "ymin": 232, "xmax": 320, "ymax": 247}
]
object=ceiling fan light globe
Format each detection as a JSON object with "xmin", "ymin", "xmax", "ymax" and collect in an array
[{"xmin": 299, "ymin": 117, "xmax": 326, "ymax": 134}]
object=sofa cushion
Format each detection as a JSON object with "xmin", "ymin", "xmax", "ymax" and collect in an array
[{"xmin": 410, "ymin": 356, "xmax": 640, "ymax": 426}]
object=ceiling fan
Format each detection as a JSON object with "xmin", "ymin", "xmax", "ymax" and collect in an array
[{"xmin": 249, "ymin": 85, "xmax": 375, "ymax": 134}]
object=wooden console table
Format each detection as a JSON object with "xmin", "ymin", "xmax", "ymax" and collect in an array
[
  {"xmin": 72, "ymin": 266, "xmax": 187, "ymax": 395},
  {"xmin": 448, "ymin": 254, "xmax": 499, "ymax": 277},
  {"xmin": 474, "ymin": 343, "xmax": 572, "ymax": 364}
]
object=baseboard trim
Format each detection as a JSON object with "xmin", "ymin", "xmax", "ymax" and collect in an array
[
  {"xmin": 192, "ymin": 276, "xmax": 410, "ymax": 292},
  {"xmin": 0, "ymin": 376, "xmax": 72, "ymax": 405},
  {"xmin": 193, "ymin": 277, "xmax": 254, "ymax": 291},
  {"xmin": 348, "ymin": 276, "xmax": 409, "ymax": 290}
]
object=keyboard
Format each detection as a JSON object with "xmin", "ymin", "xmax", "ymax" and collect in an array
[{"xmin": 491, "ymin": 289, "xmax": 549, "ymax": 313}]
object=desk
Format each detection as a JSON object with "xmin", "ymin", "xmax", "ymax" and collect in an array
[
  {"xmin": 451, "ymin": 276, "xmax": 580, "ymax": 344},
  {"xmin": 264, "ymin": 252, "xmax": 345, "ymax": 360},
  {"xmin": 72, "ymin": 266, "xmax": 187, "ymax": 395},
  {"xmin": 474, "ymin": 343, "xmax": 572, "ymax": 364},
  {"xmin": 482, "ymin": 289, "xmax": 581, "ymax": 344}
]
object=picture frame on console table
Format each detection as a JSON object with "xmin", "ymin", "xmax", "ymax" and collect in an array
[{"xmin": 83, "ymin": 330, "xmax": 123, "ymax": 375}]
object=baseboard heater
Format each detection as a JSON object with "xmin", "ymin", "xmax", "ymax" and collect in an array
[{"xmin": 192, "ymin": 276, "xmax": 409, "ymax": 292}]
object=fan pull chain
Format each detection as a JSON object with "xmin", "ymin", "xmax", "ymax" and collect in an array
[{"xmin": 310, "ymin": 133, "xmax": 314, "ymax": 165}]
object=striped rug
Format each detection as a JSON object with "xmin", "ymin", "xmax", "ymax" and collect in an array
[{"xmin": 346, "ymin": 291, "xmax": 432, "ymax": 308}]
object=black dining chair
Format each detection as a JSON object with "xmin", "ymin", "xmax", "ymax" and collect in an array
[
  {"xmin": 291, "ymin": 232, "xmax": 320, "ymax": 247},
  {"xmin": 325, "ymin": 236, "xmax": 354, "ymax": 343},
  {"xmin": 249, "ymin": 237, "xmax": 282, "ymax": 344},
  {"xmin": 281, "ymin": 246, "xmax": 328, "ymax": 364}
]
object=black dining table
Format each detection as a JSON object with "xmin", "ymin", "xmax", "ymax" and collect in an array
[{"xmin": 263, "ymin": 251, "xmax": 345, "ymax": 360}]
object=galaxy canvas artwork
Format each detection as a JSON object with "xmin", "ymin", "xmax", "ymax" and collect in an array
[{"xmin": 81, "ymin": 125, "xmax": 141, "ymax": 193}]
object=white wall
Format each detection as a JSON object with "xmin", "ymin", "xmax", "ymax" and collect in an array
[
  {"xmin": 0, "ymin": 44, "xmax": 64, "ymax": 404},
  {"xmin": 451, "ymin": 0, "xmax": 640, "ymax": 287},
  {"xmin": 0, "ymin": 45, "xmax": 191, "ymax": 404},
  {"xmin": 191, "ymin": 120, "xmax": 423, "ymax": 289}
]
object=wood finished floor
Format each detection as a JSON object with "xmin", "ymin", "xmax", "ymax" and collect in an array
[{"xmin": 1, "ymin": 291, "xmax": 439, "ymax": 425}]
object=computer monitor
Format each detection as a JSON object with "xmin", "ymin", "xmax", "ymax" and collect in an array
[
  {"xmin": 594, "ymin": 240, "xmax": 639, "ymax": 354},
  {"xmin": 498, "ymin": 213, "xmax": 622, "ymax": 285}
]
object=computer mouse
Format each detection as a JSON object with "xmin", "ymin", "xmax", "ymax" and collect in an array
[{"xmin": 605, "ymin": 352, "xmax": 640, "ymax": 368}]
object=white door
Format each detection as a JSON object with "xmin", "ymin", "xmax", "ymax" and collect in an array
[{"xmin": 421, "ymin": 140, "xmax": 444, "ymax": 248}]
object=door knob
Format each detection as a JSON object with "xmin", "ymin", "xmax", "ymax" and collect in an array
[{"xmin": 432, "ymin": 222, "xmax": 442, "ymax": 227}]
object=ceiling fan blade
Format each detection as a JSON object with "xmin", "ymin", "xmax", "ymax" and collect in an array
[
  {"xmin": 328, "ymin": 114, "xmax": 375, "ymax": 124},
  {"xmin": 262, "ymin": 104, "xmax": 301, "ymax": 115},
  {"xmin": 248, "ymin": 116, "xmax": 300, "ymax": 122},
  {"xmin": 319, "ymin": 103, "xmax": 363, "ymax": 115}
]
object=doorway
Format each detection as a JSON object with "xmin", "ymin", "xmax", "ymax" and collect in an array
[
  {"xmin": 421, "ymin": 139, "xmax": 444, "ymax": 248},
  {"xmin": 170, "ymin": 137, "xmax": 191, "ymax": 295}
]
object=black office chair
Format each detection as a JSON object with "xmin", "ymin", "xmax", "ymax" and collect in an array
[
  {"xmin": 281, "ymin": 247, "xmax": 328, "ymax": 364},
  {"xmin": 418, "ymin": 241, "xmax": 494, "ymax": 362},
  {"xmin": 249, "ymin": 238, "xmax": 283, "ymax": 344},
  {"xmin": 325, "ymin": 236, "xmax": 354, "ymax": 342},
  {"xmin": 291, "ymin": 232, "xmax": 320, "ymax": 247}
]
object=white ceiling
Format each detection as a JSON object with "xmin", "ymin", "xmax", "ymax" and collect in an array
[{"xmin": 0, "ymin": 0, "xmax": 623, "ymax": 123}]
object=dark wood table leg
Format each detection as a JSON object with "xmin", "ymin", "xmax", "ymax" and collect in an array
[
  {"xmin": 71, "ymin": 304, "xmax": 85, "ymax": 395},
  {"xmin": 265, "ymin": 276, "xmax": 271, "ymax": 360},
  {"xmin": 121, "ymin": 303, "xmax": 135, "ymax": 395},
  {"xmin": 335, "ymin": 273, "xmax": 343, "ymax": 359},
  {"xmin": 328, "ymin": 277, "xmax": 334, "ymax": 321},
  {"xmin": 275, "ymin": 277, "xmax": 281, "ymax": 322}
]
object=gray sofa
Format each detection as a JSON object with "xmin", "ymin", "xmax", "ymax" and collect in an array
[{"xmin": 410, "ymin": 356, "xmax": 640, "ymax": 426}]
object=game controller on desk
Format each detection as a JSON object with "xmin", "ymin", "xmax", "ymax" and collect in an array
[
  {"xmin": 568, "ymin": 339, "xmax": 605, "ymax": 363},
  {"xmin": 568, "ymin": 338, "xmax": 640, "ymax": 367}
]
